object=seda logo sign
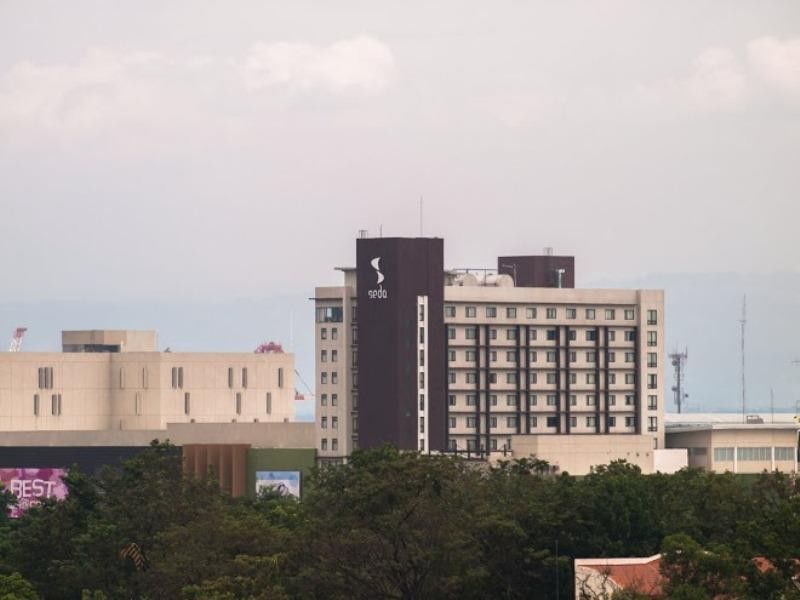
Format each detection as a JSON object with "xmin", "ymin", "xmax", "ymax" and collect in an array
[{"xmin": 368, "ymin": 257, "xmax": 388, "ymax": 300}]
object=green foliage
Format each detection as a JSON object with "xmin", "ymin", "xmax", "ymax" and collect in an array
[{"xmin": 0, "ymin": 444, "xmax": 798, "ymax": 599}]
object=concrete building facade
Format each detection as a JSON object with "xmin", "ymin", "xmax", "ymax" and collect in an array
[{"xmin": 0, "ymin": 330, "xmax": 296, "ymax": 431}]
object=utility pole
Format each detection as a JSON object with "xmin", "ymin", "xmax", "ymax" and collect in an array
[{"xmin": 740, "ymin": 295, "xmax": 747, "ymax": 422}]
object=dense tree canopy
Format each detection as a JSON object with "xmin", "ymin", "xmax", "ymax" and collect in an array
[{"xmin": 0, "ymin": 442, "xmax": 798, "ymax": 599}]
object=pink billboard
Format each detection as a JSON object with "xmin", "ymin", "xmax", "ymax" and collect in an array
[{"xmin": 0, "ymin": 468, "xmax": 68, "ymax": 518}]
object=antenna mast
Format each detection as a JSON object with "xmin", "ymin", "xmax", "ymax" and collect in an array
[
  {"xmin": 669, "ymin": 349, "xmax": 689, "ymax": 413},
  {"xmin": 740, "ymin": 295, "xmax": 747, "ymax": 422}
]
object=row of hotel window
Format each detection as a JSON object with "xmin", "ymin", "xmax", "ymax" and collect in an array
[
  {"xmin": 711, "ymin": 447, "xmax": 796, "ymax": 461},
  {"xmin": 168, "ymin": 367, "xmax": 284, "ymax": 390},
  {"xmin": 444, "ymin": 370, "xmax": 657, "ymax": 387},
  {"xmin": 447, "ymin": 349, "xmax": 656, "ymax": 365},
  {"xmin": 448, "ymin": 415, "xmax": 656, "ymax": 431},
  {"xmin": 448, "ymin": 393, "xmax": 658, "ymax": 409},
  {"xmin": 448, "ymin": 327, "xmax": 655, "ymax": 345},
  {"xmin": 320, "ymin": 416, "xmax": 359, "ymax": 431},
  {"xmin": 446, "ymin": 306, "xmax": 657, "ymax": 323}
]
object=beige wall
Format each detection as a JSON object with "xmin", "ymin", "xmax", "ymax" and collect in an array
[
  {"xmin": 0, "ymin": 350, "xmax": 295, "ymax": 432},
  {"xmin": 62, "ymin": 330, "xmax": 157, "ymax": 352},
  {"xmin": 508, "ymin": 433, "xmax": 656, "ymax": 475},
  {"xmin": 666, "ymin": 426, "xmax": 799, "ymax": 473}
]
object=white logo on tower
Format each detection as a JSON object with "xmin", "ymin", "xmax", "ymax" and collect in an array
[{"xmin": 368, "ymin": 256, "xmax": 388, "ymax": 300}]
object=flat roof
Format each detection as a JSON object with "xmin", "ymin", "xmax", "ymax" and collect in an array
[{"xmin": 667, "ymin": 423, "xmax": 799, "ymax": 434}]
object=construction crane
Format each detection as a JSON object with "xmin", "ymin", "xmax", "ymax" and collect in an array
[{"xmin": 8, "ymin": 327, "xmax": 27, "ymax": 352}]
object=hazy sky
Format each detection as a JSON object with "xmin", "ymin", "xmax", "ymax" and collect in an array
[{"xmin": 1, "ymin": 1, "xmax": 799, "ymax": 301}]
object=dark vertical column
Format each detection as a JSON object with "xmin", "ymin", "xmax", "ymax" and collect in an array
[
  {"xmin": 484, "ymin": 325, "xmax": 491, "ymax": 453},
  {"xmin": 595, "ymin": 326, "xmax": 601, "ymax": 433},
  {"xmin": 565, "ymin": 326, "xmax": 571, "ymax": 434},
  {"xmin": 515, "ymin": 325, "xmax": 522, "ymax": 434},
  {"xmin": 555, "ymin": 326, "xmax": 563, "ymax": 434},
  {"xmin": 634, "ymin": 325, "xmax": 641, "ymax": 435}
]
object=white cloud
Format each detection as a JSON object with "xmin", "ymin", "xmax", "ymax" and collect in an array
[
  {"xmin": 241, "ymin": 36, "xmax": 395, "ymax": 94},
  {"xmin": 747, "ymin": 36, "xmax": 800, "ymax": 96},
  {"xmin": 686, "ymin": 47, "xmax": 747, "ymax": 111}
]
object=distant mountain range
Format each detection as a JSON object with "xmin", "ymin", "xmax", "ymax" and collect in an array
[{"xmin": 2, "ymin": 271, "xmax": 798, "ymax": 421}]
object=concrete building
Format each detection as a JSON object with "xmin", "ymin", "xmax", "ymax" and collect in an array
[
  {"xmin": 313, "ymin": 237, "xmax": 665, "ymax": 467},
  {"xmin": 666, "ymin": 421, "xmax": 799, "ymax": 474},
  {"xmin": 0, "ymin": 330, "xmax": 296, "ymax": 431}
]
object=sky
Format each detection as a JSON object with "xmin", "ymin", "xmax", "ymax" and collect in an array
[{"xmin": 1, "ymin": 2, "xmax": 799, "ymax": 417}]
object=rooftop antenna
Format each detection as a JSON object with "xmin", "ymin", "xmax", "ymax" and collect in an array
[
  {"xmin": 669, "ymin": 348, "xmax": 689, "ymax": 413},
  {"xmin": 740, "ymin": 295, "xmax": 747, "ymax": 422}
]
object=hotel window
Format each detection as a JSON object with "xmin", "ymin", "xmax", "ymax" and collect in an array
[
  {"xmin": 38, "ymin": 367, "xmax": 54, "ymax": 390},
  {"xmin": 625, "ymin": 395, "xmax": 635, "ymax": 405},
  {"xmin": 569, "ymin": 373, "xmax": 577, "ymax": 385},
  {"xmin": 448, "ymin": 439, "xmax": 457, "ymax": 451},
  {"xmin": 587, "ymin": 416, "xmax": 597, "ymax": 428},
  {"xmin": 466, "ymin": 394, "xmax": 477, "ymax": 406},
  {"xmin": 331, "ymin": 393, "xmax": 338, "ymax": 407},
  {"xmin": 235, "ymin": 392, "xmax": 242, "ymax": 415},
  {"xmin": 506, "ymin": 394, "xmax": 517, "ymax": 406},
  {"xmin": 586, "ymin": 308, "xmax": 596, "ymax": 320},
  {"xmin": 352, "ymin": 305, "xmax": 357, "ymax": 322},
  {"xmin": 321, "ymin": 438, "xmax": 328, "ymax": 451},
  {"xmin": 266, "ymin": 392, "xmax": 272, "ymax": 414},
  {"xmin": 608, "ymin": 395, "xmax": 616, "ymax": 405},
  {"xmin": 546, "ymin": 373, "xmax": 557, "ymax": 384},
  {"xmin": 737, "ymin": 447, "xmax": 771, "ymax": 461},
  {"xmin": 445, "ymin": 305, "xmax": 456, "ymax": 318},
  {"xmin": 331, "ymin": 327, "xmax": 338, "ymax": 340},
  {"xmin": 506, "ymin": 307, "xmax": 516, "ymax": 318},
  {"xmin": 465, "ymin": 373, "xmax": 475, "ymax": 384},
  {"xmin": 419, "ymin": 394, "xmax": 424, "ymax": 410},
  {"xmin": 352, "ymin": 350, "xmax": 358, "ymax": 366},
  {"xmin": 466, "ymin": 417, "xmax": 477, "ymax": 428},
  {"xmin": 775, "ymin": 447, "xmax": 794, "ymax": 461},
  {"xmin": 174, "ymin": 367, "xmax": 181, "ymax": 389},
  {"xmin": 605, "ymin": 309, "xmax": 616, "ymax": 320},
  {"xmin": 648, "ymin": 417, "xmax": 658, "ymax": 432},
  {"xmin": 506, "ymin": 328, "xmax": 517, "ymax": 340},
  {"xmin": 647, "ymin": 395, "xmax": 657, "ymax": 410},
  {"xmin": 529, "ymin": 372, "xmax": 538, "ymax": 384},
  {"xmin": 529, "ymin": 350, "xmax": 538, "ymax": 363},
  {"xmin": 419, "ymin": 350, "xmax": 425, "ymax": 366},
  {"xmin": 321, "ymin": 350, "xmax": 328, "ymax": 363},
  {"xmin": 585, "ymin": 330, "xmax": 597, "ymax": 342},
  {"xmin": 528, "ymin": 394, "xmax": 537, "ymax": 406},
  {"xmin": 648, "ymin": 353, "xmax": 657, "ymax": 368},
  {"xmin": 352, "ymin": 327, "xmax": 358, "ymax": 342},
  {"xmin": 448, "ymin": 394, "xmax": 456, "ymax": 407},
  {"xmin": 546, "ymin": 351, "xmax": 556, "ymax": 362},
  {"xmin": 625, "ymin": 352, "xmax": 635, "ymax": 363},
  {"xmin": 352, "ymin": 392, "xmax": 359, "ymax": 408},
  {"xmin": 586, "ymin": 395, "xmax": 596, "ymax": 406},
  {"xmin": 568, "ymin": 351, "xmax": 576, "ymax": 363},
  {"xmin": 566, "ymin": 308, "xmax": 577, "ymax": 319},
  {"xmin": 608, "ymin": 373, "xmax": 616, "ymax": 384},
  {"xmin": 529, "ymin": 416, "xmax": 538, "ymax": 428},
  {"xmin": 490, "ymin": 394, "xmax": 498, "ymax": 406},
  {"xmin": 332, "ymin": 416, "xmax": 338, "ymax": 430},
  {"xmin": 465, "ymin": 327, "xmax": 477, "ymax": 339},
  {"xmin": 528, "ymin": 328, "xmax": 537, "ymax": 341},
  {"xmin": 489, "ymin": 329, "xmax": 497, "ymax": 340},
  {"xmin": 647, "ymin": 331, "xmax": 657, "ymax": 347},
  {"xmin": 316, "ymin": 306, "xmax": 343, "ymax": 323},
  {"xmin": 321, "ymin": 416, "xmax": 328, "ymax": 429},
  {"xmin": 321, "ymin": 372, "xmax": 328, "ymax": 384},
  {"xmin": 486, "ymin": 306, "xmax": 497, "ymax": 318},
  {"xmin": 329, "ymin": 438, "xmax": 338, "ymax": 452},
  {"xmin": 570, "ymin": 416, "xmax": 577, "ymax": 428},
  {"xmin": 546, "ymin": 395, "xmax": 557, "ymax": 406},
  {"xmin": 526, "ymin": 307, "xmax": 537, "ymax": 319},
  {"xmin": 713, "ymin": 447, "xmax": 734, "ymax": 461},
  {"xmin": 321, "ymin": 393, "xmax": 327, "ymax": 406},
  {"xmin": 331, "ymin": 350, "xmax": 338, "ymax": 363},
  {"xmin": 546, "ymin": 416, "xmax": 558, "ymax": 428},
  {"xmin": 278, "ymin": 368, "xmax": 284, "ymax": 388},
  {"xmin": 586, "ymin": 373, "xmax": 597, "ymax": 384},
  {"xmin": 465, "ymin": 306, "xmax": 477, "ymax": 318},
  {"xmin": 449, "ymin": 416, "xmax": 456, "ymax": 428},
  {"xmin": 419, "ymin": 304, "xmax": 425, "ymax": 322},
  {"xmin": 242, "ymin": 367, "xmax": 248, "ymax": 388},
  {"xmin": 178, "ymin": 367, "xmax": 184, "ymax": 389},
  {"xmin": 567, "ymin": 330, "xmax": 576, "ymax": 341},
  {"xmin": 647, "ymin": 310, "xmax": 657, "ymax": 325},
  {"xmin": 331, "ymin": 372, "xmax": 338, "ymax": 385},
  {"xmin": 490, "ymin": 417, "xmax": 497, "ymax": 429},
  {"xmin": 489, "ymin": 373, "xmax": 497, "ymax": 384},
  {"xmin": 586, "ymin": 351, "xmax": 597, "ymax": 363},
  {"xmin": 320, "ymin": 328, "xmax": 327, "ymax": 340},
  {"xmin": 184, "ymin": 393, "xmax": 190, "ymax": 415},
  {"xmin": 448, "ymin": 350, "xmax": 456, "ymax": 362},
  {"xmin": 608, "ymin": 330, "xmax": 616, "ymax": 342},
  {"xmin": 608, "ymin": 352, "xmax": 616, "ymax": 363},
  {"xmin": 490, "ymin": 439, "xmax": 498, "ymax": 451},
  {"xmin": 546, "ymin": 307, "xmax": 557, "ymax": 319},
  {"xmin": 33, "ymin": 394, "xmax": 40, "ymax": 416},
  {"xmin": 624, "ymin": 309, "xmax": 635, "ymax": 320},
  {"xmin": 569, "ymin": 395, "xmax": 577, "ymax": 406},
  {"xmin": 506, "ymin": 351, "xmax": 517, "ymax": 362},
  {"xmin": 624, "ymin": 330, "xmax": 635, "ymax": 342},
  {"xmin": 507, "ymin": 416, "xmax": 518, "ymax": 428},
  {"xmin": 419, "ymin": 327, "xmax": 425, "ymax": 344},
  {"xmin": 134, "ymin": 392, "xmax": 142, "ymax": 416},
  {"xmin": 647, "ymin": 374, "xmax": 657, "ymax": 389},
  {"xmin": 419, "ymin": 372, "xmax": 426, "ymax": 389},
  {"xmin": 448, "ymin": 327, "xmax": 456, "ymax": 340},
  {"xmin": 608, "ymin": 416, "xmax": 617, "ymax": 427},
  {"xmin": 625, "ymin": 373, "xmax": 636, "ymax": 384},
  {"xmin": 466, "ymin": 350, "xmax": 476, "ymax": 362},
  {"xmin": 625, "ymin": 416, "xmax": 636, "ymax": 427}
]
